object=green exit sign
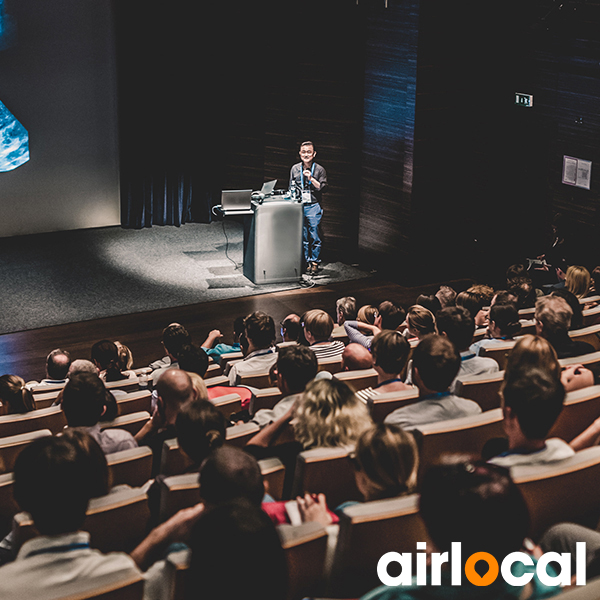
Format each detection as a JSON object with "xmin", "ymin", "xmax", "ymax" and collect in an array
[{"xmin": 515, "ymin": 92, "xmax": 533, "ymax": 107}]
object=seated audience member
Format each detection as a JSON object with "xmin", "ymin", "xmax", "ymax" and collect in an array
[
  {"xmin": 357, "ymin": 304, "xmax": 378, "ymax": 325},
  {"xmin": 91, "ymin": 340, "xmax": 135, "ymax": 382},
  {"xmin": 455, "ymin": 289, "xmax": 489, "ymax": 327},
  {"xmin": 404, "ymin": 305, "xmax": 435, "ymax": 341},
  {"xmin": 40, "ymin": 348, "xmax": 72, "ymax": 385},
  {"xmin": 297, "ymin": 423, "xmax": 419, "ymax": 524},
  {"xmin": 415, "ymin": 294, "xmax": 442, "ymax": 315},
  {"xmin": 280, "ymin": 313, "xmax": 301, "ymax": 343},
  {"xmin": 201, "ymin": 316, "xmax": 244, "ymax": 360},
  {"xmin": 150, "ymin": 323, "xmax": 192, "ymax": 383},
  {"xmin": 177, "ymin": 344, "xmax": 209, "ymax": 378},
  {"xmin": 115, "ymin": 341, "xmax": 134, "ymax": 372},
  {"xmin": 341, "ymin": 343, "xmax": 374, "ymax": 371},
  {"xmin": 227, "ymin": 311, "xmax": 278, "ymax": 385},
  {"xmin": 534, "ymin": 295, "xmax": 595, "ymax": 359},
  {"xmin": 344, "ymin": 300, "xmax": 406, "ymax": 349},
  {"xmin": 62, "ymin": 372, "xmax": 137, "ymax": 454},
  {"xmin": 509, "ymin": 276, "xmax": 538, "ymax": 309},
  {"xmin": 336, "ymin": 296, "xmax": 357, "ymax": 325},
  {"xmin": 384, "ymin": 334, "xmax": 481, "ymax": 430},
  {"xmin": 435, "ymin": 285, "xmax": 456, "ymax": 309},
  {"xmin": 252, "ymin": 345, "xmax": 318, "ymax": 428},
  {"xmin": 435, "ymin": 306, "xmax": 499, "ymax": 392},
  {"xmin": 490, "ymin": 289, "xmax": 519, "ymax": 307},
  {"xmin": 67, "ymin": 359, "xmax": 98, "ymax": 378},
  {"xmin": 302, "ymin": 309, "xmax": 345, "ymax": 360},
  {"xmin": 487, "ymin": 368, "xmax": 572, "ymax": 467},
  {"xmin": 551, "ymin": 288, "xmax": 584, "ymax": 330},
  {"xmin": 470, "ymin": 303, "xmax": 521, "ymax": 356},
  {"xmin": 0, "ymin": 434, "xmax": 141, "ymax": 599},
  {"xmin": 135, "ymin": 369, "xmax": 196, "ymax": 474},
  {"xmin": 0, "ymin": 375, "xmax": 34, "ymax": 414},
  {"xmin": 356, "ymin": 331, "xmax": 413, "ymax": 401},
  {"xmin": 361, "ymin": 460, "xmax": 560, "ymax": 599},
  {"xmin": 565, "ymin": 264, "xmax": 591, "ymax": 299}
]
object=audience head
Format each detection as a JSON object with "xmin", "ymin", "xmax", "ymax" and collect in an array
[
  {"xmin": 490, "ymin": 289, "xmax": 518, "ymax": 307},
  {"xmin": 177, "ymin": 343, "xmax": 209, "ymax": 378},
  {"xmin": 565, "ymin": 265, "xmax": 591, "ymax": 299},
  {"xmin": 415, "ymin": 294, "xmax": 442, "ymax": 315},
  {"xmin": 592, "ymin": 266, "xmax": 600, "ymax": 296},
  {"xmin": 336, "ymin": 296, "xmax": 357, "ymax": 325},
  {"xmin": 551, "ymin": 288, "xmax": 583, "ymax": 330},
  {"xmin": 188, "ymin": 498, "xmax": 287, "ymax": 600},
  {"xmin": 376, "ymin": 300, "xmax": 405, "ymax": 331},
  {"xmin": 353, "ymin": 423, "xmax": 419, "ymax": 502},
  {"xmin": 294, "ymin": 379, "xmax": 371, "ymax": 449},
  {"xmin": 14, "ymin": 431, "xmax": 109, "ymax": 536},
  {"xmin": 341, "ymin": 343, "xmax": 374, "ymax": 371},
  {"xmin": 46, "ymin": 348, "xmax": 71, "ymax": 381},
  {"xmin": 114, "ymin": 341, "xmax": 133, "ymax": 371},
  {"xmin": 419, "ymin": 460, "xmax": 529, "ymax": 562},
  {"xmin": 435, "ymin": 306, "xmax": 475, "ymax": 352},
  {"xmin": 357, "ymin": 304, "xmax": 378, "ymax": 325},
  {"xmin": 233, "ymin": 316, "xmax": 246, "ymax": 344},
  {"xmin": 435, "ymin": 286, "xmax": 456, "ymax": 309},
  {"xmin": 371, "ymin": 330, "xmax": 410, "ymax": 376},
  {"xmin": 534, "ymin": 295, "xmax": 572, "ymax": 340},
  {"xmin": 275, "ymin": 345, "xmax": 318, "ymax": 395},
  {"xmin": 508, "ymin": 277, "xmax": 537, "ymax": 309},
  {"xmin": 199, "ymin": 445, "xmax": 264, "ymax": 508},
  {"xmin": 156, "ymin": 369, "xmax": 196, "ymax": 426},
  {"xmin": 280, "ymin": 314, "xmax": 301, "ymax": 342},
  {"xmin": 506, "ymin": 263, "xmax": 527, "ymax": 284},
  {"xmin": 502, "ymin": 368, "xmax": 565, "ymax": 442},
  {"xmin": 504, "ymin": 334, "xmax": 561, "ymax": 385},
  {"xmin": 244, "ymin": 311, "xmax": 276, "ymax": 350},
  {"xmin": 67, "ymin": 359, "xmax": 98, "ymax": 378},
  {"xmin": 186, "ymin": 372, "xmax": 209, "ymax": 401},
  {"xmin": 91, "ymin": 340, "xmax": 125, "ymax": 382},
  {"xmin": 0, "ymin": 375, "xmax": 34, "ymax": 414},
  {"xmin": 62, "ymin": 372, "xmax": 106, "ymax": 427},
  {"xmin": 455, "ymin": 290, "xmax": 485, "ymax": 324},
  {"xmin": 487, "ymin": 303, "xmax": 521, "ymax": 339},
  {"xmin": 176, "ymin": 399, "xmax": 226, "ymax": 466},
  {"xmin": 302, "ymin": 309, "xmax": 334, "ymax": 343},
  {"xmin": 406, "ymin": 305, "xmax": 435, "ymax": 339},
  {"xmin": 162, "ymin": 323, "xmax": 192, "ymax": 360},
  {"xmin": 468, "ymin": 284, "xmax": 494, "ymax": 306},
  {"xmin": 411, "ymin": 334, "xmax": 460, "ymax": 394}
]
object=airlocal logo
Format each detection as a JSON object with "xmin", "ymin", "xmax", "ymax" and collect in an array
[{"xmin": 378, "ymin": 542, "xmax": 587, "ymax": 587}]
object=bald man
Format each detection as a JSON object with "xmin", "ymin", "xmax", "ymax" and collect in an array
[
  {"xmin": 136, "ymin": 369, "xmax": 197, "ymax": 474},
  {"xmin": 341, "ymin": 343, "xmax": 373, "ymax": 371}
]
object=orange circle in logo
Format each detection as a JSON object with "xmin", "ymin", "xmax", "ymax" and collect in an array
[{"xmin": 464, "ymin": 552, "xmax": 499, "ymax": 586}]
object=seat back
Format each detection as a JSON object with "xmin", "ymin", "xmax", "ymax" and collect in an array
[
  {"xmin": 479, "ymin": 340, "xmax": 516, "ymax": 370},
  {"xmin": 59, "ymin": 574, "xmax": 145, "ymax": 600},
  {"xmin": 225, "ymin": 422, "xmax": 260, "ymax": 447},
  {"xmin": 30, "ymin": 382, "xmax": 65, "ymax": 394},
  {"xmin": 417, "ymin": 409, "xmax": 504, "ymax": 471},
  {"xmin": 219, "ymin": 351, "xmax": 244, "ymax": 369},
  {"xmin": 205, "ymin": 362, "xmax": 222, "ymax": 378},
  {"xmin": 209, "ymin": 393, "xmax": 242, "ymax": 419},
  {"xmin": 0, "ymin": 429, "xmax": 52, "ymax": 474},
  {"xmin": 32, "ymin": 389, "xmax": 61, "ymax": 409},
  {"xmin": 249, "ymin": 387, "xmax": 283, "ymax": 415},
  {"xmin": 105, "ymin": 378, "xmax": 139, "ymax": 393},
  {"xmin": 457, "ymin": 371, "xmax": 504, "ymax": 412},
  {"xmin": 106, "ymin": 446, "xmax": 153, "ymax": 488},
  {"xmin": 259, "ymin": 457, "xmax": 285, "ymax": 501},
  {"xmin": 582, "ymin": 304, "xmax": 600, "ymax": 327},
  {"xmin": 204, "ymin": 375, "xmax": 229, "ymax": 388},
  {"xmin": 549, "ymin": 385, "xmax": 600, "ymax": 442},
  {"xmin": 239, "ymin": 372, "xmax": 272, "ymax": 388},
  {"xmin": 0, "ymin": 472, "xmax": 17, "ymax": 537},
  {"xmin": 560, "ymin": 350, "xmax": 600, "ymax": 369},
  {"xmin": 569, "ymin": 323, "xmax": 600, "ymax": 351},
  {"xmin": 369, "ymin": 388, "xmax": 419, "ymax": 423},
  {"xmin": 512, "ymin": 446, "xmax": 600, "ymax": 540},
  {"xmin": 116, "ymin": 391, "xmax": 152, "ymax": 417},
  {"xmin": 161, "ymin": 438, "xmax": 194, "ymax": 477},
  {"xmin": 292, "ymin": 447, "xmax": 361, "ymax": 509},
  {"xmin": 100, "ymin": 411, "xmax": 151, "ymax": 436},
  {"xmin": 317, "ymin": 357, "xmax": 343, "ymax": 375},
  {"xmin": 278, "ymin": 522, "xmax": 328, "ymax": 600},
  {"xmin": 0, "ymin": 406, "xmax": 66, "ymax": 437},
  {"xmin": 330, "ymin": 494, "xmax": 428, "ymax": 598},
  {"xmin": 333, "ymin": 368, "xmax": 378, "ymax": 392}
]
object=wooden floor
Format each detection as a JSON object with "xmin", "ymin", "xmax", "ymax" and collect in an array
[{"xmin": 0, "ymin": 276, "xmax": 470, "ymax": 381}]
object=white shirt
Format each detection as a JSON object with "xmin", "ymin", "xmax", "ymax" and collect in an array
[
  {"xmin": 450, "ymin": 351, "xmax": 499, "ymax": 394},
  {"xmin": 0, "ymin": 531, "xmax": 141, "ymax": 600},
  {"xmin": 227, "ymin": 348, "xmax": 277, "ymax": 386},
  {"xmin": 77, "ymin": 424, "xmax": 138, "ymax": 455},
  {"xmin": 488, "ymin": 438, "xmax": 575, "ymax": 468},
  {"xmin": 251, "ymin": 393, "xmax": 302, "ymax": 429}
]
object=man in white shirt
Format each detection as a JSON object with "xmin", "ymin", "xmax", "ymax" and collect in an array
[
  {"xmin": 488, "ymin": 367, "xmax": 574, "ymax": 468},
  {"xmin": 0, "ymin": 434, "xmax": 141, "ymax": 600},
  {"xmin": 435, "ymin": 306, "xmax": 499, "ymax": 393},
  {"xmin": 227, "ymin": 311, "xmax": 278, "ymax": 385}
]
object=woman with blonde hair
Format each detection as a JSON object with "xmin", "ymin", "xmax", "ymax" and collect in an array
[
  {"xmin": 405, "ymin": 304, "xmax": 435, "ymax": 340},
  {"xmin": 0, "ymin": 375, "xmax": 35, "ymax": 415},
  {"xmin": 357, "ymin": 305, "xmax": 378, "ymax": 325},
  {"xmin": 565, "ymin": 265, "xmax": 591, "ymax": 299}
]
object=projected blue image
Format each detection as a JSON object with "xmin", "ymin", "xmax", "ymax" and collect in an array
[
  {"xmin": 0, "ymin": 100, "xmax": 29, "ymax": 172},
  {"xmin": 0, "ymin": 0, "xmax": 16, "ymax": 50}
]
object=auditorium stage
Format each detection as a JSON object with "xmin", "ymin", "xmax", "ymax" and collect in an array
[{"xmin": 0, "ymin": 221, "xmax": 371, "ymax": 335}]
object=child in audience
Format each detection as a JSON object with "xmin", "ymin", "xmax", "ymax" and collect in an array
[{"xmin": 0, "ymin": 375, "xmax": 34, "ymax": 414}]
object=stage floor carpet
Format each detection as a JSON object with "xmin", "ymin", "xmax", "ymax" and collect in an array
[{"xmin": 0, "ymin": 222, "xmax": 371, "ymax": 335}]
